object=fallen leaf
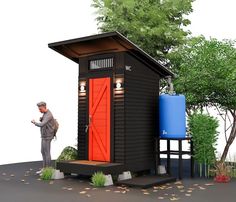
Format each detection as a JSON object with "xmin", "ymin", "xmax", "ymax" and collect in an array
[
  {"xmin": 175, "ymin": 181, "xmax": 182, "ymax": 185},
  {"xmin": 170, "ymin": 197, "xmax": 180, "ymax": 201},
  {"xmin": 85, "ymin": 187, "xmax": 90, "ymax": 190},
  {"xmin": 153, "ymin": 190, "xmax": 158, "ymax": 192},
  {"xmin": 205, "ymin": 183, "xmax": 214, "ymax": 186},
  {"xmin": 188, "ymin": 188, "xmax": 195, "ymax": 190},
  {"xmin": 199, "ymin": 186, "xmax": 206, "ymax": 190}
]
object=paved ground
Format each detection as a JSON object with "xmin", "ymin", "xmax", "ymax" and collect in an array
[{"xmin": 0, "ymin": 161, "xmax": 235, "ymax": 202}]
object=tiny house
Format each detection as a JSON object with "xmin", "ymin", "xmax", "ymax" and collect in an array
[{"xmin": 49, "ymin": 32, "xmax": 173, "ymax": 175}]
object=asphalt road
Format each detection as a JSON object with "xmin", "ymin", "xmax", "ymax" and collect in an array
[{"xmin": 0, "ymin": 161, "xmax": 235, "ymax": 202}]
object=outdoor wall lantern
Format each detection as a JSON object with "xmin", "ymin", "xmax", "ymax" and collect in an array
[
  {"xmin": 115, "ymin": 80, "xmax": 123, "ymax": 90},
  {"xmin": 79, "ymin": 83, "xmax": 86, "ymax": 92}
]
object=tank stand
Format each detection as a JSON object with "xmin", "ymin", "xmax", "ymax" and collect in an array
[{"xmin": 155, "ymin": 137, "xmax": 194, "ymax": 180}]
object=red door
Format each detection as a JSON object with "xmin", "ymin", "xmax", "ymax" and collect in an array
[{"xmin": 89, "ymin": 77, "xmax": 111, "ymax": 162}]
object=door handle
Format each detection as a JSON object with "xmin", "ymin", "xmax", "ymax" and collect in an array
[{"xmin": 85, "ymin": 115, "xmax": 92, "ymax": 133}]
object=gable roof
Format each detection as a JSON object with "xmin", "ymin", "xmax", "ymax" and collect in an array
[{"xmin": 48, "ymin": 31, "xmax": 173, "ymax": 77}]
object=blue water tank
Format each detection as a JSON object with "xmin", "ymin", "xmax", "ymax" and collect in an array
[{"xmin": 159, "ymin": 94, "xmax": 186, "ymax": 139}]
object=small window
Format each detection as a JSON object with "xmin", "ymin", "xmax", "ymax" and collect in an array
[{"xmin": 89, "ymin": 58, "xmax": 113, "ymax": 70}]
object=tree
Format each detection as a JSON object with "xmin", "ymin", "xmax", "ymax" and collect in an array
[
  {"xmin": 168, "ymin": 37, "xmax": 236, "ymax": 162},
  {"xmin": 92, "ymin": 0, "xmax": 194, "ymax": 59}
]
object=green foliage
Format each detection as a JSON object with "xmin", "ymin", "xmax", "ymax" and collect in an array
[
  {"xmin": 168, "ymin": 37, "xmax": 236, "ymax": 112},
  {"xmin": 168, "ymin": 37, "xmax": 236, "ymax": 162},
  {"xmin": 40, "ymin": 167, "xmax": 54, "ymax": 180},
  {"xmin": 92, "ymin": 0, "xmax": 194, "ymax": 58},
  {"xmin": 189, "ymin": 113, "xmax": 219, "ymax": 165},
  {"xmin": 91, "ymin": 172, "xmax": 106, "ymax": 187},
  {"xmin": 56, "ymin": 146, "xmax": 78, "ymax": 162},
  {"xmin": 188, "ymin": 113, "xmax": 219, "ymax": 177}
]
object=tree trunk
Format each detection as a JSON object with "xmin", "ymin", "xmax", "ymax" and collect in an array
[{"xmin": 220, "ymin": 118, "xmax": 236, "ymax": 162}]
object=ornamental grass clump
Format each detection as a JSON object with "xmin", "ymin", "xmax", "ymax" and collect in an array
[
  {"xmin": 91, "ymin": 172, "xmax": 106, "ymax": 187},
  {"xmin": 40, "ymin": 167, "xmax": 55, "ymax": 180}
]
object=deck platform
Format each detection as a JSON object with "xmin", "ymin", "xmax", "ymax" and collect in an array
[
  {"xmin": 116, "ymin": 175, "xmax": 176, "ymax": 189},
  {"xmin": 56, "ymin": 160, "xmax": 124, "ymax": 175}
]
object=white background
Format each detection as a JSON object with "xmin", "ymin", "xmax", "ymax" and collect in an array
[{"xmin": 0, "ymin": 0, "xmax": 235, "ymax": 165}]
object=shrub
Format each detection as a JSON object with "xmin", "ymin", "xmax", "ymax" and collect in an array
[
  {"xmin": 40, "ymin": 167, "xmax": 54, "ymax": 180},
  {"xmin": 188, "ymin": 113, "xmax": 219, "ymax": 177},
  {"xmin": 91, "ymin": 172, "xmax": 106, "ymax": 187},
  {"xmin": 56, "ymin": 146, "xmax": 78, "ymax": 162}
]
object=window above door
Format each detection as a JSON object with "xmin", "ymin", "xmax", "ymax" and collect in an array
[{"xmin": 89, "ymin": 58, "xmax": 114, "ymax": 70}]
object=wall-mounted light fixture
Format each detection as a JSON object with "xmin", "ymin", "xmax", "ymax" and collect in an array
[
  {"xmin": 114, "ymin": 79, "xmax": 123, "ymax": 90},
  {"xmin": 79, "ymin": 82, "xmax": 86, "ymax": 92}
]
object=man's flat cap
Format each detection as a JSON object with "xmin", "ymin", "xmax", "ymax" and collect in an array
[{"xmin": 37, "ymin": 101, "xmax": 47, "ymax": 107}]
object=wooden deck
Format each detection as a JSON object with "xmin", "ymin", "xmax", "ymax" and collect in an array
[
  {"xmin": 56, "ymin": 160, "xmax": 124, "ymax": 176},
  {"xmin": 116, "ymin": 175, "xmax": 176, "ymax": 188}
]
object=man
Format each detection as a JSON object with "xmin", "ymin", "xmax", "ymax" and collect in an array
[{"xmin": 31, "ymin": 101, "xmax": 55, "ymax": 174}]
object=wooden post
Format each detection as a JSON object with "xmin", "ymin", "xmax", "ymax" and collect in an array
[
  {"xmin": 167, "ymin": 139, "xmax": 171, "ymax": 175},
  {"xmin": 178, "ymin": 140, "xmax": 183, "ymax": 180}
]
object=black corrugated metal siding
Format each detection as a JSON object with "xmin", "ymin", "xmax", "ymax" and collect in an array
[{"xmin": 124, "ymin": 53, "xmax": 160, "ymax": 171}]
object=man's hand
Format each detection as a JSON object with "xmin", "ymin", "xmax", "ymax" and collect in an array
[{"xmin": 31, "ymin": 119, "xmax": 36, "ymax": 124}]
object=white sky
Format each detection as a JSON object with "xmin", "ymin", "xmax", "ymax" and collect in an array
[{"xmin": 0, "ymin": 0, "xmax": 235, "ymax": 165}]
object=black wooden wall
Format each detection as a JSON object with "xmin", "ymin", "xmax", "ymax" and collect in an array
[{"xmin": 124, "ymin": 52, "xmax": 160, "ymax": 171}]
